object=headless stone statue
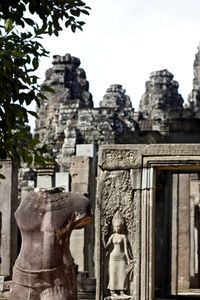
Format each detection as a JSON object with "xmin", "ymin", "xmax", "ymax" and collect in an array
[{"xmin": 9, "ymin": 187, "xmax": 92, "ymax": 300}]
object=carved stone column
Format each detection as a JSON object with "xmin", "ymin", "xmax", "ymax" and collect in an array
[
  {"xmin": 96, "ymin": 147, "xmax": 142, "ymax": 300},
  {"xmin": 140, "ymin": 168, "xmax": 155, "ymax": 300}
]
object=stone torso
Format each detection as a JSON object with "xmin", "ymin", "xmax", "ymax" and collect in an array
[{"xmin": 9, "ymin": 188, "xmax": 92, "ymax": 300}]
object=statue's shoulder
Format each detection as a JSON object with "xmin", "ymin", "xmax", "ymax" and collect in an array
[
  {"xmin": 109, "ymin": 233, "xmax": 115, "ymax": 240},
  {"xmin": 14, "ymin": 190, "xmax": 42, "ymax": 231},
  {"xmin": 121, "ymin": 233, "xmax": 127, "ymax": 239}
]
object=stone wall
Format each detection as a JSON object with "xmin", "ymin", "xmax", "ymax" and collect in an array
[{"xmin": 35, "ymin": 57, "xmax": 138, "ymax": 172}]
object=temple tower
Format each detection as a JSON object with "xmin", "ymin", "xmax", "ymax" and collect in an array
[
  {"xmin": 188, "ymin": 43, "xmax": 200, "ymax": 113},
  {"xmin": 139, "ymin": 69, "xmax": 183, "ymax": 122}
]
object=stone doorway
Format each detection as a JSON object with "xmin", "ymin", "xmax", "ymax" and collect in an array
[
  {"xmin": 155, "ymin": 171, "xmax": 200, "ymax": 299},
  {"xmin": 96, "ymin": 144, "xmax": 200, "ymax": 300}
]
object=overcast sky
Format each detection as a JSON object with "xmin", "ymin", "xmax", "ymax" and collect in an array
[{"xmin": 37, "ymin": 0, "xmax": 200, "ymax": 111}]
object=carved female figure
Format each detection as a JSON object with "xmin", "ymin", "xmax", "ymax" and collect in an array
[{"xmin": 103, "ymin": 211, "xmax": 132, "ymax": 298}]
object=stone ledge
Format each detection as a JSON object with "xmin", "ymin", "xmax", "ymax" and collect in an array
[{"xmin": 104, "ymin": 296, "xmax": 133, "ymax": 300}]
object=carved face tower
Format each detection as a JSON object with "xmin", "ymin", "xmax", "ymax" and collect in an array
[{"xmin": 139, "ymin": 69, "xmax": 183, "ymax": 121}]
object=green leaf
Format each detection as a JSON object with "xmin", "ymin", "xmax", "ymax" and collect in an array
[
  {"xmin": 41, "ymin": 85, "xmax": 55, "ymax": 93},
  {"xmin": 5, "ymin": 19, "xmax": 13, "ymax": 33},
  {"xmin": 77, "ymin": 21, "xmax": 86, "ymax": 26},
  {"xmin": 80, "ymin": 9, "xmax": 90, "ymax": 16},
  {"xmin": 71, "ymin": 24, "xmax": 77, "ymax": 33},
  {"xmin": 32, "ymin": 57, "xmax": 39, "ymax": 70},
  {"xmin": 27, "ymin": 110, "xmax": 38, "ymax": 118},
  {"xmin": 24, "ymin": 18, "xmax": 35, "ymax": 26},
  {"xmin": 70, "ymin": 9, "xmax": 80, "ymax": 17}
]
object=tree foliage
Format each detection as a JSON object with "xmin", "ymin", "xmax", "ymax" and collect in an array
[{"xmin": 0, "ymin": 0, "xmax": 90, "ymax": 177}]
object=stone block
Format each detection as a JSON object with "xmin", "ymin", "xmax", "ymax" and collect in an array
[
  {"xmin": 77, "ymin": 272, "xmax": 96, "ymax": 300},
  {"xmin": 70, "ymin": 229, "xmax": 84, "ymax": 271},
  {"xmin": 71, "ymin": 182, "xmax": 89, "ymax": 194},
  {"xmin": 130, "ymin": 168, "xmax": 141, "ymax": 190},
  {"xmin": 0, "ymin": 276, "xmax": 5, "ymax": 292},
  {"xmin": 71, "ymin": 156, "xmax": 91, "ymax": 169},
  {"xmin": 37, "ymin": 175, "xmax": 53, "ymax": 189},
  {"xmin": 61, "ymin": 147, "xmax": 75, "ymax": 155},
  {"xmin": 70, "ymin": 156, "xmax": 91, "ymax": 193},
  {"xmin": 64, "ymin": 137, "xmax": 76, "ymax": 148},
  {"xmin": 71, "ymin": 169, "xmax": 89, "ymax": 184},
  {"xmin": 76, "ymin": 144, "xmax": 96, "ymax": 157},
  {"xmin": 141, "ymin": 168, "xmax": 154, "ymax": 190},
  {"xmin": 55, "ymin": 172, "xmax": 69, "ymax": 191}
]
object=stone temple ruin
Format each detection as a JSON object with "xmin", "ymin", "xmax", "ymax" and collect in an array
[{"xmin": 1, "ymin": 44, "xmax": 200, "ymax": 299}]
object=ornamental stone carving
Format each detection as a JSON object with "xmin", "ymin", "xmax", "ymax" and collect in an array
[
  {"xmin": 139, "ymin": 69, "xmax": 183, "ymax": 122},
  {"xmin": 188, "ymin": 43, "xmax": 200, "ymax": 114},
  {"xmin": 103, "ymin": 211, "xmax": 133, "ymax": 299},
  {"xmin": 96, "ymin": 169, "xmax": 137, "ymax": 299}
]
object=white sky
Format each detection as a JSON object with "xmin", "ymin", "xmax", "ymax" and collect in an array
[{"xmin": 36, "ymin": 0, "xmax": 200, "ymax": 111}]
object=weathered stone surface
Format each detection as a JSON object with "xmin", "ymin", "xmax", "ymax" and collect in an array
[
  {"xmin": 188, "ymin": 43, "xmax": 200, "ymax": 112},
  {"xmin": 34, "ymin": 54, "xmax": 93, "ymax": 169},
  {"xmin": 34, "ymin": 47, "xmax": 200, "ymax": 181},
  {"xmin": 96, "ymin": 144, "xmax": 200, "ymax": 300},
  {"xmin": 70, "ymin": 156, "xmax": 91, "ymax": 193},
  {"xmin": 139, "ymin": 69, "xmax": 183, "ymax": 124},
  {"xmin": 36, "ymin": 165, "xmax": 56, "ymax": 189},
  {"xmin": 98, "ymin": 143, "xmax": 200, "ymax": 170},
  {"xmin": 55, "ymin": 172, "xmax": 69, "ymax": 191},
  {"xmin": 76, "ymin": 144, "xmax": 96, "ymax": 157},
  {"xmin": 103, "ymin": 211, "xmax": 133, "ymax": 298},
  {"xmin": 9, "ymin": 188, "xmax": 92, "ymax": 300},
  {"xmin": 96, "ymin": 169, "xmax": 137, "ymax": 299},
  {"xmin": 104, "ymin": 297, "xmax": 133, "ymax": 300},
  {"xmin": 77, "ymin": 272, "xmax": 96, "ymax": 300},
  {"xmin": 35, "ymin": 62, "xmax": 138, "ymax": 171},
  {"xmin": 99, "ymin": 84, "xmax": 132, "ymax": 110},
  {"xmin": 0, "ymin": 161, "xmax": 18, "ymax": 277}
]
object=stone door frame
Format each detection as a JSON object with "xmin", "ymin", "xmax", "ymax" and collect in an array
[{"xmin": 97, "ymin": 144, "xmax": 200, "ymax": 300}]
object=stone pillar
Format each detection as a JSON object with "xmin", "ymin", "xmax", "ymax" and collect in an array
[
  {"xmin": 0, "ymin": 160, "xmax": 18, "ymax": 277},
  {"xmin": 171, "ymin": 174, "xmax": 190, "ymax": 294},
  {"xmin": 130, "ymin": 168, "xmax": 142, "ymax": 300},
  {"xmin": 70, "ymin": 156, "xmax": 91, "ymax": 194},
  {"xmin": 70, "ymin": 156, "xmax": 87, "ymax": 271},
  {"xmin": 70, "ymin": 145, "xmax": 96, "ymax": 276},
  {"xmin": 177, "ymin": 174, "xmax": 190, "ymax": 291},
  {"xmin": 140, "ymin": 167, "xmax": 155, "ymax": 300},
  {"xmin": 96, "ymin": 168, "xmax": 139, "ymax": 300},
  {"xmin": 55, "ymin": 172, "xmax": 70, "ymax": 191},
  {"xmin": 36, "ymin": 165, "xmax": 56, "ymax": 189},
  {"xmin": 171, "ymin": 174, "xmax": 178, "ymax": 295}
]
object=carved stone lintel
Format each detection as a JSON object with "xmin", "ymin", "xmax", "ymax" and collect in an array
[
  {"xmin": 100, "ymin": 149, "xmax": 139, "ymax": 170},
  {"xmin": 99, "ymin": 144, "xmax": 200, "ymax": 170}
]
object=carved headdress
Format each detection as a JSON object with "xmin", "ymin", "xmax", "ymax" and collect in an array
[{"xmin": 112, "ymin": 211, "xmax": 124, "ymax": 227}]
